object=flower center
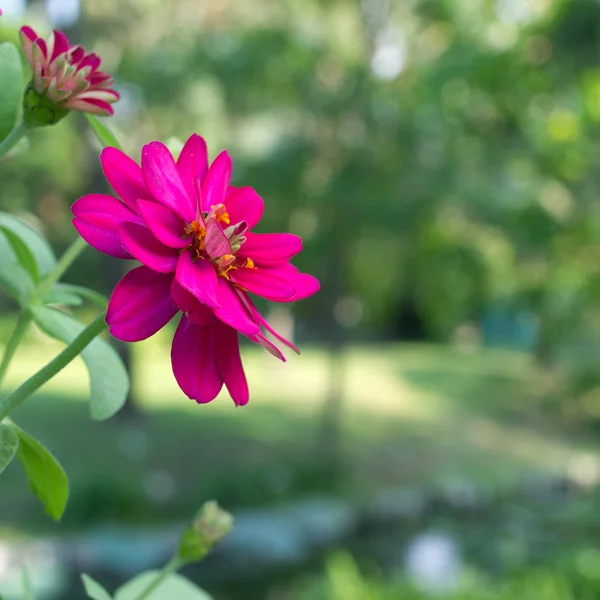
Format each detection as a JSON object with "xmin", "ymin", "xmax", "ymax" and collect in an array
[{"xmin": 183, "ymin": 204, "xmax": 253, "ymax": 278}]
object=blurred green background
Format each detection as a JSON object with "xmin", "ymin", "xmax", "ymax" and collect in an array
[{"xmin": 3, "ymin": 0, "xmax": 600, "ymax": 598}]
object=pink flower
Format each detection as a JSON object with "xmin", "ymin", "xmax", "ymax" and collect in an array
[
  {"xmin": 20, "ymin": 26, "xmax": 119, "ymax": 117},
  {"xmin": 72, "ymin": 134, "xmax": 319, "ymax": 406}
]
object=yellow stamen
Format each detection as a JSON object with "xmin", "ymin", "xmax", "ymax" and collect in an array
[{"xmin": 244, "ymin": 258, "xmax": 255, "ymax": 269}]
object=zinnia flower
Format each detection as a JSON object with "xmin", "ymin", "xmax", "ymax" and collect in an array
[
  {"xmin": 72, "ymin": 134, "xmax": 319, "ymax": 405},
  {"xmin": 19, "ymin": 27, "xmax": 119, "ymax": 123}
]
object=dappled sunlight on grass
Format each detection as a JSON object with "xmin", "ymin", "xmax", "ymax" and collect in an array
[{"xmin": 2, "ymin": 335, "xmax": 598, "ymax": 518}]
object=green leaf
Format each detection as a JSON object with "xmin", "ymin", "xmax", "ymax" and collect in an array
[
  {"xmin": 0, "ymin": 43, "xmax": 23, "ymax": 143},
  {"xmin": 82, "ymin": 574, "xmax": 113, "ymax": 600},
  {"xmin": 115, "ymin": 573, "xmax": 213, "ymax": 600},
  {"xmin": 47, "ymin": 283, "xmax": 108, "ymax": 308},
  {"xmin": 0, "ymin": 225, "xmax": 39, "ymax": 282},
  {"xmin": 85, "ymin": 114, "xmax": 123, "ymax": 151},
  {"xmin": 31, "ymin": 306, "xmax": 129, "ymax": 420},
  {"xmin": 0, "ymin": 424, "xmax": 19, "ymax": 475},
  {"xmin": 0, "ymin": 231, "xmax": 35, "ymax": 306},
  {"xmin": 0, "ymin": 213, "xmax": 57, "ymax": 279},
  {"xmin": 12, "ymin": 423, "xmax": 69, "ymax": 520},
  {"xmin": 22, "ymin": 568, "xmax": 35, "ymax": 600},
  {"xmin": 44, "ymin": 285, "xmax": 84, "ymax": 307}
]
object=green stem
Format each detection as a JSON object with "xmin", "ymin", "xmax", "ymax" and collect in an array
[
  {"xmin": 134, "ymin": 557, "xmax": 184, "ymax": 600},
  {"xmin": 0, "ymin": 120, "xmax": 30, "ymax": 160},
  {"xmin": 0, "ymin": 313, "xmax": 107, "ymax": 421},
  {"xmin": 37, "ymin": 236, "xmax": 88, "ymax": 299},
  {"xmin": 0, "ymin": 312, "xmax": 32, "ymax": 389}
]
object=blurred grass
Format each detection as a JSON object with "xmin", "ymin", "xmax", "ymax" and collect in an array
[{"xmin": 0, "ymin": 322, "xmax": 597, "ymax": 532}]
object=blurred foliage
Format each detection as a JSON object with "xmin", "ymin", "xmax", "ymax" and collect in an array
[{"xmin": 294, "ymin": 551, "xmax": 600, "ymax": 600}]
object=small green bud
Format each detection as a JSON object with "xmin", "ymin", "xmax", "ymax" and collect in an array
[
  {"xmin": 23, "ymin": 81, "xmax": 68, "ymax": 127},
  {"xmin": 178, "ymin": 500, "xmax": 233, "ymax": 562}
]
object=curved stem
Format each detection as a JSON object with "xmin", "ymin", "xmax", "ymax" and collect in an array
[
  {"xmin": 0, "ymin": 312, "xmax": 32, "ymax": 389},
  {"xmin": 37, "ymin": 237, "xmax": 88, "ymax": 299},
  {"xmin": 0, "ymin": 313, "xmax": 107, "ymax": 421},
  {"xmin": 134, "ymin": 557, "xmax": 184, "ymax": 600},
  {"xmin": 0, "ymin": 120, "xmax": 30, "ymax": 160}
]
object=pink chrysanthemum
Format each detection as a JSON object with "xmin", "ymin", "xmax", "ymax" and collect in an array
[
  {"xmin": 20, "ymin": 26, "xmax": 119, "ymax": 117},
  {"xmin": 72, "ymin": 134, "xmax": 319, "ymax": 405}
]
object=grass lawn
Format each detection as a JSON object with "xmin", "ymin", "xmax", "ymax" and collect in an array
[{"xmin": 0, "ymin": 325, "xmax": 597, "ymax": 533}]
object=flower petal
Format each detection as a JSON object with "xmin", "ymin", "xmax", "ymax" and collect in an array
[
  {"xmin": 72, "ymin": 193, "xmax": 139, "ymax": 259},
  {"xmin": 106, "ymin": 266, "xmax": 177, "ymax": 342},
  {"xmin": 65, "ymin": 97, "xmax": 114, "ymax": 116},
  {"xmin": 171, "ymin": 279, "xmax": 213, "ymax": 325},
  {"xmin": 239, "ymin": 232, "xmax": 302, "ymax": 264},
  {"xmin": 120, "ymin": 222, "xmax": 179, "ymax": 273},
  {"xmin": 175, "ymin": 251, "xmax": 220, "ymax": 309},
  {"xmin": 212, "ymin": 278, "xmax": 260, "ymax": 336},
  {"xmin": 171, "ymin": 315, "xmax": 223, "ymax": 404},
  {"xmin": 142, "ymin": 141, "xmax": 195, "ymax": 222},
  {"xmin": 231, "ymin": 268, "xmax": 295, "ymax": 301},
  {"xmin": 19, "ymin": 26, "xmax": 38, "ymax": 66},
  {"xmin": 249, "ymin": 332, "xmax": 287, "ymax": 361},
  {"xmin": 100, "ymin": 147, "xmax": 151, "ymax": 211},
  {"xmin": 137, "ymin": 199, "xmax": 188, "ymax": 248},
  {"xmin": 177, "ymin": 134, "xmax": 208, "ymax": 208},
  {"xmin": 214, "ymin": 319, "xmax": 249, "ymax": 406},
  {"xmin": 49, "ymin": 29, "xmax": 69, "ymax": 63},
  {"xmin": 204, "ymin": 219, "xmax": 232, "ymax": 258},
  {"xmin": 236, "ymin": 290, "xmax": 299, "ymax": 354},
  {"xmin": 201, "ymin": 150, "xmax": 232, "ymax": 212},
  {"xmin": 225, "ymin": 187, "xmax": 264, "ymax": 229},
  {"xmin": 272, "ymin": 264, "xmax": 321, "ymax": 301}
]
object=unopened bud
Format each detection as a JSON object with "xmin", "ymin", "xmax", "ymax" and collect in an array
[{"xmin": 178, "ymin": 501, "xmax": 233, "ymax": 562}]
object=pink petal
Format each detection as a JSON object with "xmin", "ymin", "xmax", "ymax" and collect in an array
[
  {"xmin": 106, "ymin": 266, "xmax": 178, "ymax": 342},
  {"xmin": 204, "ymin": 219, "xmax": 232, "ymax": 258},
  {"xmin": 76, "ymin": 52, "xmax": 101, "ymax": 73},
  {"xmin": 50, "ymin": 30, "xmax": 69, "ymax": 63},
  {"xmin": 120, "ymin": 222, "xmax": 179, "ymax": 273},
  {"xmin": 171, "ymin": 315, "xmax": 223, "ymax": 404},
  {"xmin": 142, "ymin": 142, "xmax": 196, "ymax": 222},
  {"xmin": 273, "ymin": 264, "xmax": 321, "ymax": 301},
  {"xmin": 137, "ymin": 199, "xmax": 188, "ymax": 248},
  {"xmin": 213, "ymin": 278, "xmax": 260, "ymax": 336},
  {"xmin": 171, "ymin": 280, "xmax": 213, "ymax": 325},
  {"xmin": 249, "ymin": 332, "xmax": 287, "ymax": 361},
  {"xmin": 236, "ymin": 290, "xmax": 299, "ymax": 354},
  {"xmin": 100, "ymin": 147, "xmax": 151, "ymax": 212},
  {"xmin": 76, "ymin": 89, "xmax": 120, "ymax": 102},
  {"xmin": 65, "ymin": 97, "xmax": 114, "ymax": 116},
  {"xmin": 177, "ymin": 134, "xmax": 208, "ymax": 208},
  {"xmin": 224, "ymin": 187, "xmax": 264, "ymax": 229},
  {"xmin": 238, "ymin": 232, "xmax": 302, "ymax": 264},
  {"xmin": 201, "ymin": 150, "xmax": 232, "ymax": 212},
  {"xmin": 231, "ymin": 268, "xmax": 295, "ymax": 301},
  {"xmin": 214, "ymin": 319, "xmax": 249, "ymax": 406},
  {"xmin": 175, "ymin": 251, "xmax": 220, "ymax": 309},
  {"xmin": 72, "ymin": 193, "xmax": 139, "ymax": 259},
  {"xmin": 19, "ymin": 26, "xmax": 37, "ymax": 66}
]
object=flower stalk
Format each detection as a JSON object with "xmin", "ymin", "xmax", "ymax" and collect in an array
[
  {"xmin": 0, "ymin": 120, "xmax": 30, "ymax": 160},
  {"xmin": 0, "ymin": 313, "xmax": 107, "ymax": 421}
]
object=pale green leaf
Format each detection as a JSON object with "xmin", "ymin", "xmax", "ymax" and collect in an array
[
  {"xmin": 82, "ymin": 574, "xmax": 113, "ymax": 600},
  {"xmin": 0, "ymin": 230, "xmax": 35, "ymax": 305},
  {"xmin": 115, "ymin": 572, "xmax": 213, "ymax": 600},
  {"xmin": 85, "ymin": 114, "xmax": 123, "ymax": 151},
  {"xmin": 0, "ymin": 43, "xmax": 23, "ymax": 143},
  {"xmin": 0, "ymin": 424, "xmax": 19, "ymax": 475},
  {"xmin": 0, "ymin": 213, "xmax": 57, "ymax": 279},
  {"xmin": 47, "ymin": 283, "xmax": 108, "ymax": 308},
  {"xmin": 12, "ymin": 423, "xmax": 69, "ymax": 520},
  {"xmin": 31, "ymin": 306, "xmax": 129, "ymax": 420}
]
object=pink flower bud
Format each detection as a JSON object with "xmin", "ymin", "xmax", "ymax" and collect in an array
[{"xmin": 20, "ymin": 26, "xmax": 118, "ymax": 124}]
